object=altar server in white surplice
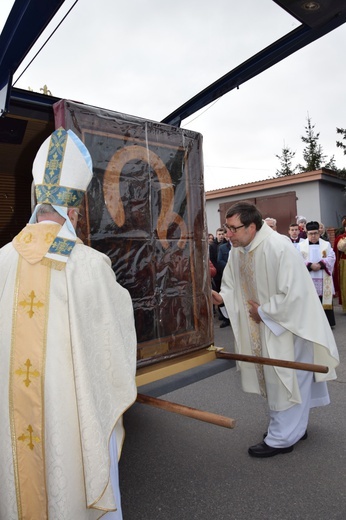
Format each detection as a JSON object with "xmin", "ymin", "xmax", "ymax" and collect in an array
[
  {"xmin": 298, "ymin": 220, "xmax": 336, "ymax": 327},
  {"xmin": 0, "ymin": 128, "xmax": 137, "ymax": 519},
  {"xmin": 212, "ymin": 202, "xmax": 339, "ymax": 458}
]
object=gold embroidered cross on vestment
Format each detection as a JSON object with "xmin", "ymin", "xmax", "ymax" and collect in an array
[{"xmin": 19, "ymin": 290, "xmax": 44, "ymax": 318}]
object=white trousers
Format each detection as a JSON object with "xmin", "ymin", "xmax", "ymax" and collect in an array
[
  {"xmin": 103, "ymin": 430, "xmax": 123, "ymax": 520},
  {"xmin": 265, "ymin": 338, "xmax": 330, "ymax": 448}
]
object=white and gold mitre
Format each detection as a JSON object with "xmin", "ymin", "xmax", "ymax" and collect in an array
[
  {"xmin": 32, "ymin": 127, "xmax": 92, "ymax": 207},
  {"xmin": 28, "ymin": 128, "xmax": 93, "ymax": 266}
]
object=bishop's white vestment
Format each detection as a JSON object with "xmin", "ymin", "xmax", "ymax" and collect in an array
[
  {"xmin": 0, "ymin": 223, "xmax": 137, "ymax": 519},
  {"xmin": 220, "ymin": 224, "xmax": 339, "ymax": 430}
]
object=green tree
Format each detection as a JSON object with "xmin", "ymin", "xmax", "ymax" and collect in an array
[
  {"xmin": 324, "ymin": 155, "xmax": 337, "ymax": 171},
  {"xmin": 334, "ymin": 128, "xmax": 346, "ymax": 178},
  {"xmin": 298, "ymin": 115, "xmax": 328, "ymax": 172},
  {"xmin": 275, "ymin": 145, "xmax": 297, "ymax": 177},
  {"xmin": 336, "ymin": 127, "xmax": 346, "ymax": 154}
]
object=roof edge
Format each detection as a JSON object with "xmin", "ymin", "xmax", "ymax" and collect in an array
[{"xmin": 205, "ymin": 169, "xmax": 343, "ymax": 200}]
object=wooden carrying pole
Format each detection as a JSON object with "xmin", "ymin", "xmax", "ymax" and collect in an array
[
  {"xmin": 136, "ymin": 393, "xmax": 236, "ymax": 429},
  {"xmin": 216, "ymin": 351, "xmax": 329, "ymax": 374}
]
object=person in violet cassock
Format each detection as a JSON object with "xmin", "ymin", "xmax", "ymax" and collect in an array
[
  {"xmin": 212, "ymin": 202, "xmax": 339, "ymax": 458},
  {"xmin": 298, "ymin": 221, "xmax": 336, "ymax": 328},
  {"xmin": 0, "ymin": 128, "xmax": 137, "ymax": 519}
]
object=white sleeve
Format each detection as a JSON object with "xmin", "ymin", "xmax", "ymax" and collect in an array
[
  {"xmin": 219, "ymin": 305, "xmax": 229, "ymax": 319},
  {"xmin": 258, "ymin": 306, "xmax": 286, "ymax": 336}
]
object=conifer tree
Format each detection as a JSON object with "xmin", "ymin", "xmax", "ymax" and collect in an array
[
  {"xmin": 336, "ymin": 127, "xmax": 346, "ymax": 154},
  {"xmin": 275, "ymin": 145, "xmax": 297, "ymax": 177},
  {"xmin": 335, "ymin": 127, "xmax": 346, "ymax": 178},
  {"xmin": 324, "ymin": 155, "xmax": 337, "ymax": 171},
  {"xmin": 298, "ymin": 115, "xmax": 327, "ymax": 172}
]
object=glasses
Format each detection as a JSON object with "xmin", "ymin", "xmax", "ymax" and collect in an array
[
  {"xmin": 307, "ymin": 231, "xmax": 319, "ymax": 236},
  {"xmin": 224, "ymin": 224, "xmax": 245, "ymax": 233}
]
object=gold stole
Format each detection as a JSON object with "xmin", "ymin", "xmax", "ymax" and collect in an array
[
  {"xmin": 321, "ymin": 274, "xmax": 333, "ymax": 310},
  {"xmin": 239, "ymin": 250, "xmax": 267, "ymax": 397},
  {"xmin": 10, "ymin": 256, "xmax": 50, "ymax": 519}
]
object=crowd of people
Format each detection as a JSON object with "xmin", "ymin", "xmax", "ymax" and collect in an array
[
  {"xmin": 209, "ymin": 212, "xmax": 346, "ymax": 328},
  {"xmin": 210, "ymin": 203, "xmax": 341, "ymax": 458}
]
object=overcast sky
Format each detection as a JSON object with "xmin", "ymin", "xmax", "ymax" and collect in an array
[{"xmin": 1, "ymin": 0, "xmax": 346, "ymax": 191}]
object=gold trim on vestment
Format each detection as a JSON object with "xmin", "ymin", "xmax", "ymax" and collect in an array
[
  {"xmin": 41, "ymin": 256, "xmax": 66, "ymax": 270},
  {"xmin": 9, "ymin": 255, "xmax": 50, "ymax": 519},
  {"xmin": 239, "ymin": 251, "xmax": 267, "ymax": 397},
  {"xmin": 321, "ymin": 273, "xmax": 333, "ymax": 309}
]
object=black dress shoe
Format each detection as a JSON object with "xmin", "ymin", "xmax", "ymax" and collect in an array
[
  {"xmin": 248, "ymin": 441, "xmax": 294, "ymax": 458},
  {"xmin": 263, "ymin": 430, "xmax": 308, "ymax": 442},
  {"xmin": 220, "ymin": 320, "xmax": 230, "ymax": 328}
]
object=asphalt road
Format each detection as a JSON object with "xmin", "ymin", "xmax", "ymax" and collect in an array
[{"xmin": 119, "ymin": 302, "xmax": 346, "ymax": 520}]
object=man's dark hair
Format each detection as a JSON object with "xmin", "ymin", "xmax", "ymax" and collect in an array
[
  {"xmin": 225, "ymin": 202, "xmax": 263, "ymax": 231},
  {"xmin": 289, "ymin": 223, "xmax": 299, "ymax": 228}
]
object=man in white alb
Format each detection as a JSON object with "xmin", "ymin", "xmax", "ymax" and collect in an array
[{"xmin": 212, "ymin": 202, "xmax": 339, "ymax": 458}]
